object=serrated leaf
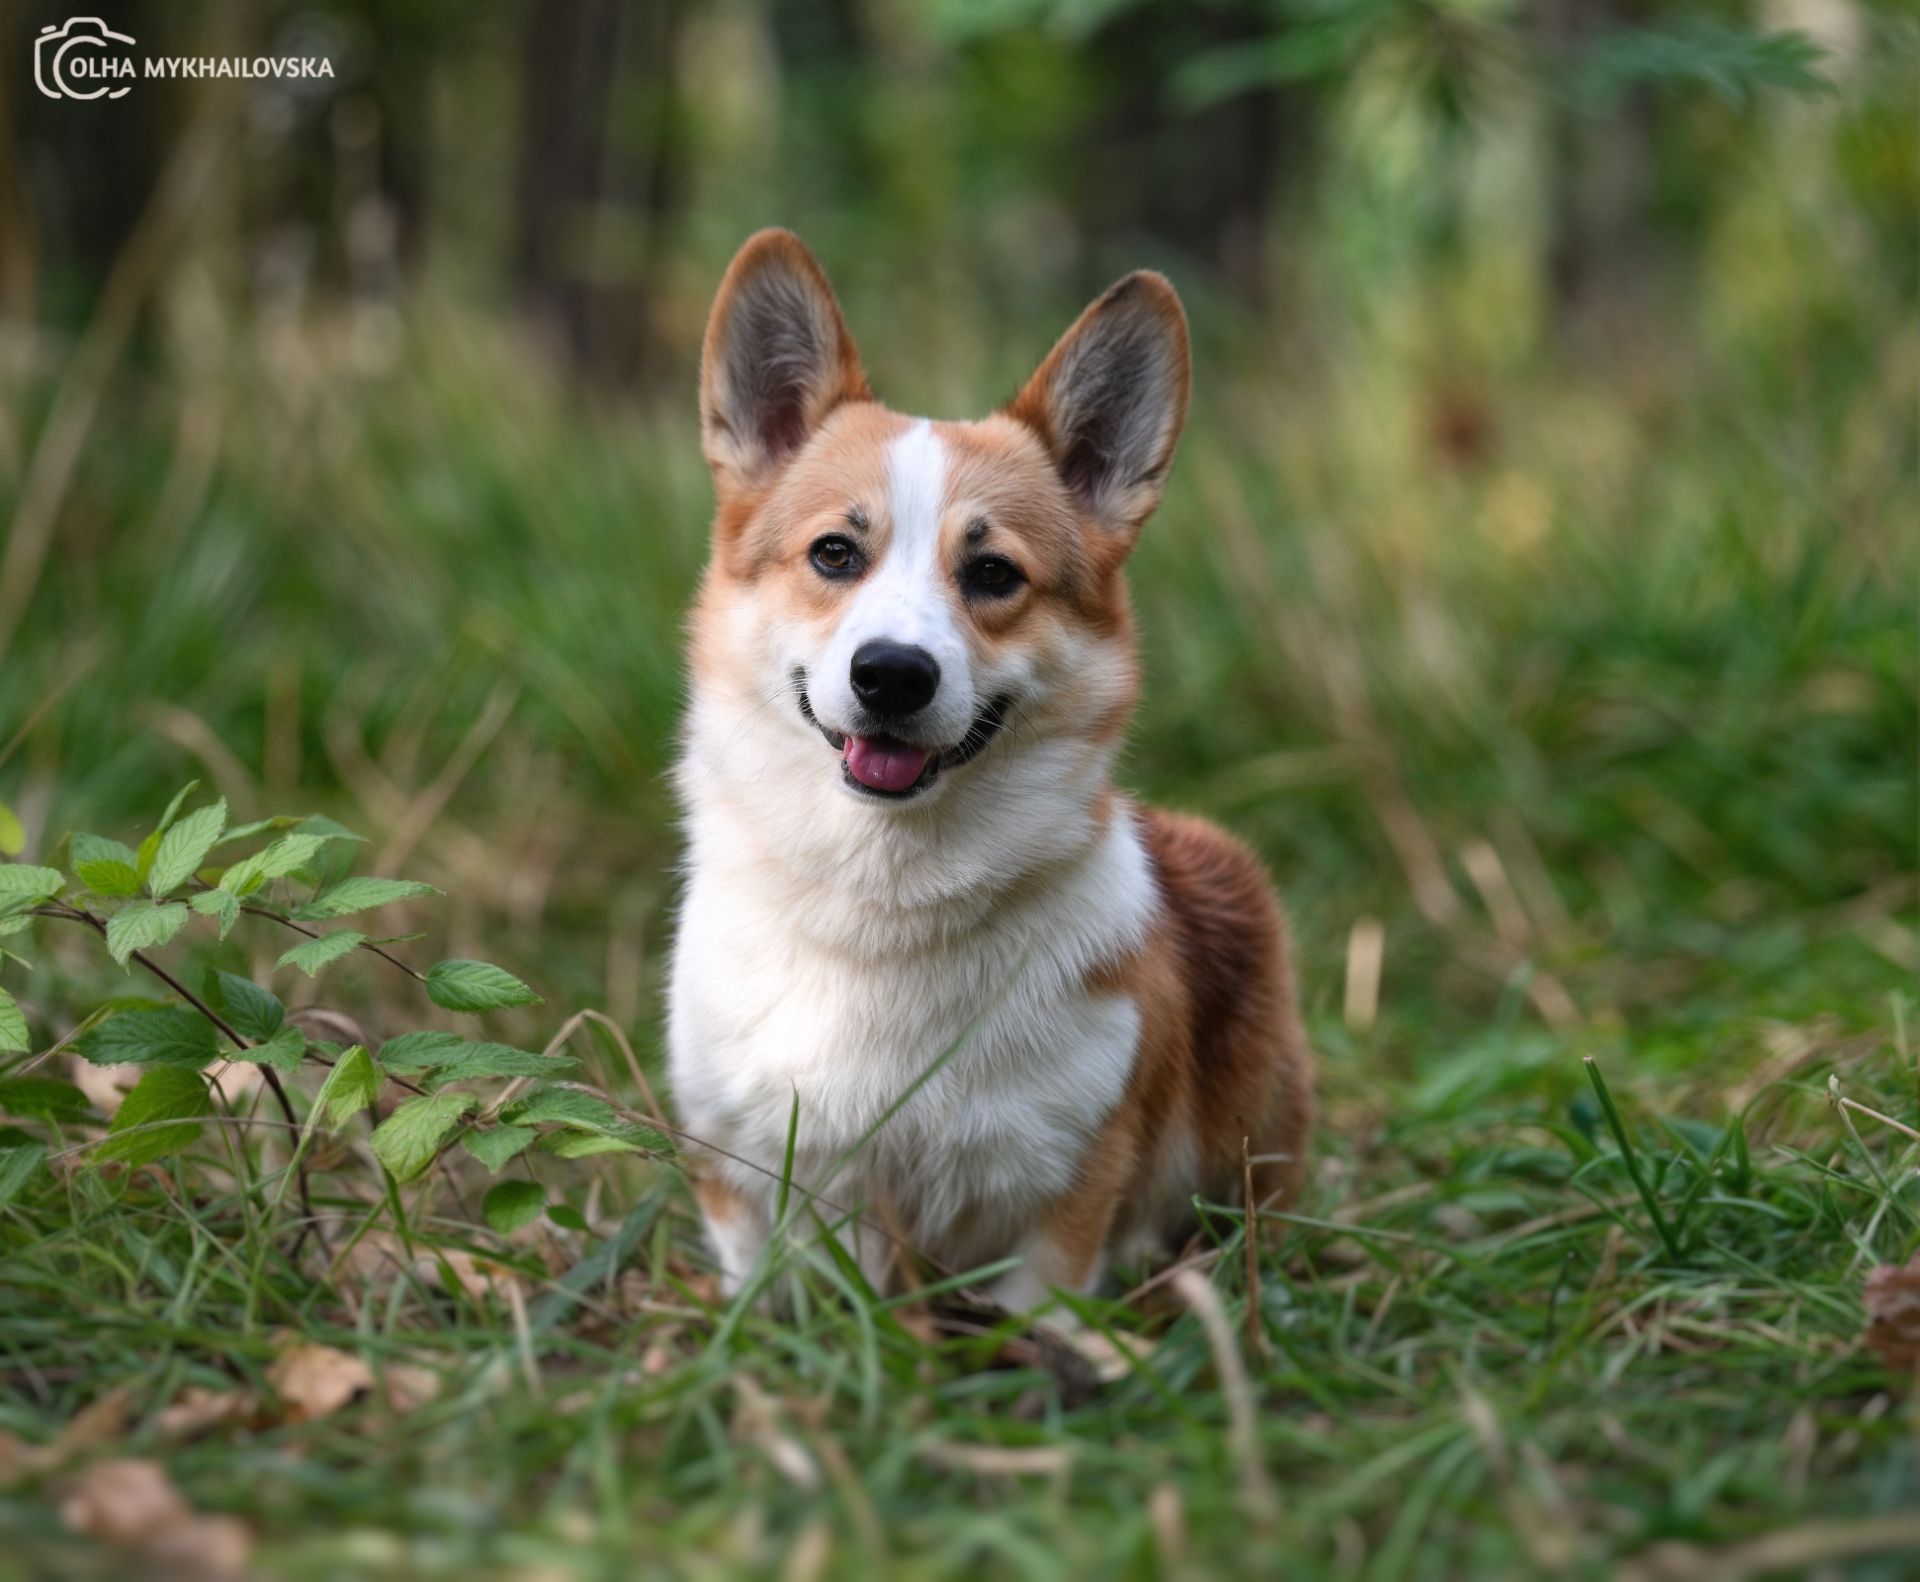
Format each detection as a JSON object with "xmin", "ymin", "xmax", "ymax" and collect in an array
[
  {"xmin": 482, "ymin": 1179, "xmax": 546, "ymax": 1235},
  {"xmin": 540, "ymin": 1128, "xmax": 657, "ymax": 1159},
  {"xmin": 0, "ymin": 865, "xmax": 65, "ymax": 902},
  {"xmin": 295, "ymin": 876, "xmax": 439, "ymax": 921},
  {"xmin": 0, "ymin": 1128, "xmax": 45, "ymax": 1203},
  {"xmin": 105, "ymin": 899, "xmax": 188, "ymax": 966},
  {"xmin": 147, "ymin": 799, "xmax": 226, "ymax": 897},
  {"xmin": 240, "ymin": 1024, "xmax": 307, "ymax": 1071},
  {"xmin": 76, "ymin": 859, "xmax": 140, "ymax": 897},
  {"xmin": 189, "ymin": 887, "xmax": 241, "ymax": 938},
  {"xmin": 369, "ymin": 1092, "xmax": 475, "ymax": 1182},
  {"xmin": 218, "ymin": 815, "xmax": 298, "ymax": 844},
  {"xmin": 0, "ymin": 1077, "xmax": 89, "ymax": 1121},
  {"xmin": 293, "ymin": 814, "xmax": 365, "ymax": 844},
  {"xmin": 504, "ymin": 1086, "xmax": 671, "ymax": 1154},
  {"xmin": 276, "ymin": 931, "xmax": 365, "ymax": 976},
  {"xmin": 153, "ymin": 781, "xmax": 201, "ymax": 837},
  {"xmin": 462, "ymin": 1125, "xmax": 538, "ymax": 1173},
  {"xmin": 72, "ymin": 834, "xmax": 139, "ymax": 897},
  {"xmin": 0, "ymin": 986, "xmax": 27, "ymax": 1053},
  {"xmin": 503, "ymin": 1086, "xmax": 624, "ymax": 1132},
  {"xmin": 210, "ymin": 971, "xmax": 284, "ymax": 1042},
  {"xmin": 0, "ymin": 803, "xmax": 22, "ymax": 857},
  {"xmin": 217, "ymin": 832, "xmax": 329, "ymax": 898},
  {"xmin": 378, "ymin": 1030, "xmax": 576, "ymax": 1083},
  {"xmin": 425, "ymin": 958, "xmax": 542, "ymax": 1014},
  {"xmin": 311, "ymin": 1045, "xmax": 380, "ymax": 1129},
  {"xmin": 93, "ymin": 1066, "xmax": 212, "ymax": 1165},
  {"xmin": 77, "ymin": 1008, "xmax": 218, "ymax": 1068}
]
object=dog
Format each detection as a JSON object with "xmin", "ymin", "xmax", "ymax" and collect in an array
[{"xmin": 667, "ymin": 230, "xmax": 1313, "ymax": 1314}]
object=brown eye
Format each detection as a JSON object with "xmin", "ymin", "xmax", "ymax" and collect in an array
[
  {"xmin": 963, "ymin": 556, "xmax": 1022, "ymax": 598},
  {"xmin": 810, "ymin": 536, "xmax": 860, "ymax": 577}
]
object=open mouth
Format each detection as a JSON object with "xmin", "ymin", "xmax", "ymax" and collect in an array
[{"xmin": 793, "ymin": 672, "xmax": 1010, "ymax": 801}]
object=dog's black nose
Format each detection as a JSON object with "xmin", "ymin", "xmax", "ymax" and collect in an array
[{"xmin": 850, "ymin": 641, "xmax": 940, "ymax": 717}]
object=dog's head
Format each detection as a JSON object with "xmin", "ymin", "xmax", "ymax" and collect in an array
[{"xmin": 687, "ymin": 229, "xmax": 1188, "ymax": 813}]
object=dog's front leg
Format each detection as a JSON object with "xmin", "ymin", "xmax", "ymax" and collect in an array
[
  {"xmin": 693, "ymin": 1175, "xmax": 773, "ymax": 1299},
  {"xmin": 986, "ymin": 1185, "xmax": 1122, "ymax": 1324}
]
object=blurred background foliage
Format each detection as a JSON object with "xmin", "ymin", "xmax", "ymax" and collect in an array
[{"xmin": 0, "ymin": 0, "xmax": 1912, "ymax": 1058}]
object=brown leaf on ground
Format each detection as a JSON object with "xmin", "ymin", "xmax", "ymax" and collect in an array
[
  {"xmin": 60, "ymin": 1458, "xmax": 252, "ymax": 1578},
  {"xmin": 379, "ymin": 1362, "xmax": 442, "ymax": 1415},
  {"xmin": 0, "ymin": 1385, "xmax": 136, "ymax": 1490},
  {"xmin": 268, "ymin": 1336, "xmax": 373, "ymax": 1423},
  {"xmin": 1863, "ymin": 1255, "xmax": 1920, "ymax": 1374},
  {"xmin": 154, "ymin": 1386, "xmax": 257, "ymax": 1441}
]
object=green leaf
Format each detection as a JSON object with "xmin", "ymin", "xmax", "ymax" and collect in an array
[
  {"xmin": 311, "ymin": 1045, "xmax": 380, "ymax": 1129},
  {"xmin": 153, "ymin": 781, "xmax": 201, "ymax": 837},
  {"xmin": 210, "ymin": 971, "xmax": 284, "ymax": 1041},
  {"xmin": 77, "ymin": 1008, "xmax": 218, "ymax": 1069},
  {"xmin": 546, "ymin": 1204, "xmax": 589, "ymax": 1233},
  {"xmin": 505, "ymin": 1086, "xmax": 671, "ymax": 1155},
  {"xmin": 0, "ymin": 1077, "xmax": 89, "ymax": 1122},
  {"xmin": 425, "ymin": 958, "xmax": 542, "ymax": 1014},
  {"xmin": 240, "ymin": 1025, "xmax": 306, "ymax": 1071},
  {"xmin": 0, "ymin": 865, "xmax": 65, "ymax": 904},
  {"xmin": 0, "ymin": 803, "xmax": 22, "ymax": 857},
  {"xmin": 293, "ymin": 814, "xmax": 366, "ymax": 844},
  {"xmin": 147, "ymin": 799, "xmax": 226, "ymax": 898},
  {"xmin": 482, "ymin": 1179, "xmax": 547, "ymax": 1235},
  {"xmin": 218, "ymin": 815, "xmax": 300, "ymax": 844},
  {"xmin": 0, "ymin": 986, "xmax": 27, "ymax": 1053},
  {"xmin": 94, "ymin": 1066, "xmax": 212, "ymax": 1166},
  {"xmin": 295, "ymin": 876, "xmax": 439, "ymax": 921},
  {"xmin": 0, "ymin": 1128, "xmax": 45, "ymax": 1203},
  {"xmin": 276, "ymin": 931, "xmax": 365, "ymax": 976},
  {"xmin": 216, "ymin": 832, "xmax": 328, "ymax": 898},
  {"xmin": 105, "ymin": 899, "xmax": 189, "ymax": 966},
  {"xmin": 71, "ymin": 834, "xmax": 140, "ymax": 896},
  {"xmin": 378, "ymin": 1030, "xmax": 576, "ymax": 1083},
  {"xmin": 189, "ymin": 887, "xmax": 240, "ymax": 938},
  {"xmin": 540, "ymin": 1128, "xmax": 655, "ymax": 1159},
  {"xmin": 503, "ymin": 1086, "xmax": 623, "ymax": 1132},
  {"xmin": 369, "ymin": 1092, "xmax": 475, "ymax": 1183},
  {"xmin": 462, "ymin": 1125, "xmax": 538, "ymax": 1173}
]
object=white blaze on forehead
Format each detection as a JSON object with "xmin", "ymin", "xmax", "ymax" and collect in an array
[
  {"xmin": 886, "ymin": 421, "xmax": 946, "ymax": 566},
  {"xmin": 806, "ymin": 416, "xmax": 978, "ymax": 743},
  {"xmin": 848, "ymin": 419, "xmax": 955, "ymax": 653}
]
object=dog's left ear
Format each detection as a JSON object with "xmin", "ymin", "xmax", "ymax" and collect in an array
[
  {"xmin": 1006, "ymin": 272, "xmax": 1190, "ymax": 541},
  {"xmin": 700, "ymin": 229, "xmax": 870, "ymax": 496}
]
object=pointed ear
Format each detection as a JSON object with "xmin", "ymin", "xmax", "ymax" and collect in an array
[
  {"xmin": 1005, "ymin": 272, "xmax": 1190, "ymax": 539},
  {"xmin": 700, "ymin": 229, "xmax": 870, "ymax": 495}
]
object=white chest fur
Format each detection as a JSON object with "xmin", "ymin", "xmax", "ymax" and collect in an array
[{"xmin": 667, "ymin": 764, "xmax": 1159, "ymax": 1270}]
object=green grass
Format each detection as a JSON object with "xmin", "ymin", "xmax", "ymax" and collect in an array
[{"xmin": 1, "ymin": 211, "xmax": 1916, "ymax": 1578}]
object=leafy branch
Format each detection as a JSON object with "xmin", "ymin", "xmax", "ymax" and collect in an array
[{"xmin": 0, "ymin": 785, "xmax": 672, "ymax": 1242}]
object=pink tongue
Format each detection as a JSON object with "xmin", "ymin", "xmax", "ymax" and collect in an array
[{"xmin": 844, "ymin": 735, "xmax": 934, "ymax": 793}]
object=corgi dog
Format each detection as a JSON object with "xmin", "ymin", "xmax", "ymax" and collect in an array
[{"xmin": 667, "ymin": 230, "xmax": 1313, "ymax": 1313}]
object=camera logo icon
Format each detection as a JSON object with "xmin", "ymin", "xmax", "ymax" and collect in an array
[{"xmin": 34, "ymin": 18, "xmax": 138, "ymax": 100}]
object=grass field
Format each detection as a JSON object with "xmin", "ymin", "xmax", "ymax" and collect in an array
[{"xmin": 1, "ymin": 197, "xmax": 1916, "ymax": 1579}]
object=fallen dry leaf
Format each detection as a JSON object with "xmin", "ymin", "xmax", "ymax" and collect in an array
[
  {"xmin": 379, "ymin": 1362, "xmax": 442, "ymax": 1415},
  {"xmin": 60, "ymin": 1457, "xmax": 251, "ymax": 1579},
  {"xmin": 154, "ymin": 1385, "xmax": 256, "ymax": 1441},
  {"xmin": 1864, "ymin": 1254, "xmax": 1920, "ymax": 1373},
  {"xmin": 268, "ymin": 1336, "xmax": 373, "ymax": 1423}
]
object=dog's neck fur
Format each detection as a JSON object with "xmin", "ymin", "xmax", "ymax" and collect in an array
[{"xmin": 676, "ymin": 680, "xmax": 1123, "ymax": 958}]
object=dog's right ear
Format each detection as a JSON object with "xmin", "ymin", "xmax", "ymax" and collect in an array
[{"xmin": 700, "ymin": 230, "xmax": 869, "ymax": 497}]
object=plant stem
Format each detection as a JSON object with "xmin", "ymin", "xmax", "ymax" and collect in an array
[{"xmin": 32, "ymin": 899, "xmax": 323, "ymax": 1253}]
